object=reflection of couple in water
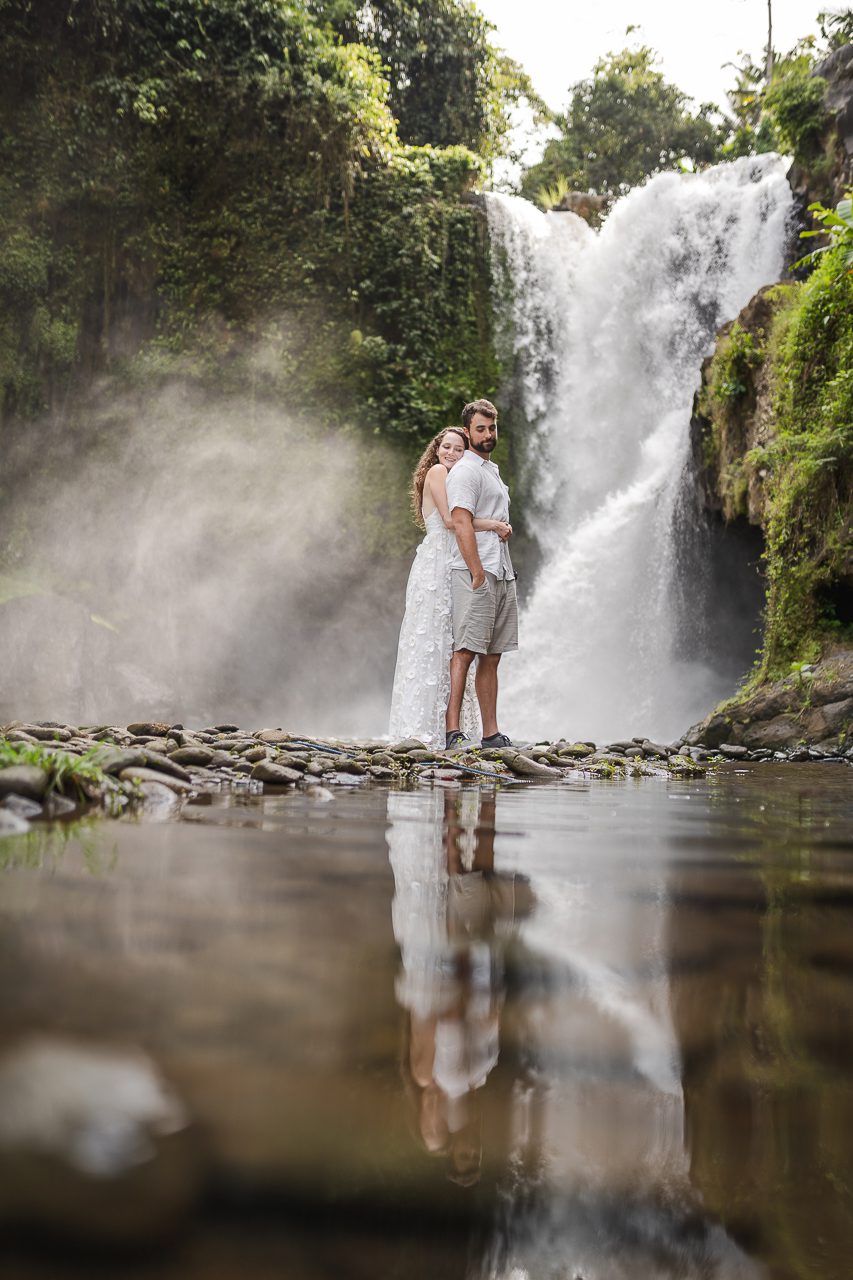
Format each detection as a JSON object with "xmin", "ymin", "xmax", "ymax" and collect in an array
[
  {"xmin": 388, "ymin": 788, "xmax": 533, "ymax": 1186},
  {"xmin": 386, "ymin": 788, "xmax": 767, "ymax": 1280},
  {"xmin": 388, "ymin": 399, "xmax": 518, "ymax": 751}
]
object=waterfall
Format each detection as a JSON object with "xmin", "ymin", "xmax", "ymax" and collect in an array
[{"xmin": 486, "ymin": 155, "xmax": 793, "ymax": 743}]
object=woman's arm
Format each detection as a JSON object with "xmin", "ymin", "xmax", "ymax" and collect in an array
[
  {"xmin": 473, "ymin": 517, "xmax": 513, "ymax": 541},
  {"xmin": 426, "ymin": 464, "xmax": 455, "ymax": 528}
]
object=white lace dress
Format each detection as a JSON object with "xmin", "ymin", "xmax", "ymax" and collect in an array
[{"xmin": 389, "ymin": 509, "xmax": 480, "ymax": 748}]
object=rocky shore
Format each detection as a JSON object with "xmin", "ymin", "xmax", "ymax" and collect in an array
[
  {"xmin": 1, "ymin": 716, "xmax": 851, "ymax": 834},
  {"xmin": 684, "ymin": 650, "xmax": 853, "ymax": 753}
]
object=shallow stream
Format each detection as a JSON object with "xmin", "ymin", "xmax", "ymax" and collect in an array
[{"xmin": 0, "ymin": 764, "xmax": 851, "ymax": 1279}]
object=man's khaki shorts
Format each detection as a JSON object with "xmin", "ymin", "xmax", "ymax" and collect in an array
[{"xmin": 450, "ymin": 570, "xmax": 518, "ymax": 654}]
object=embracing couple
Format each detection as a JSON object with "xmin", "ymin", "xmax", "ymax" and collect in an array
[{"xmin": 389, "ymin": 398, "xmax": 518, "ymax": 751}]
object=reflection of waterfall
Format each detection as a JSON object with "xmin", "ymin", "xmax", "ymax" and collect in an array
[{"xmin": 486, "ymin": 156, "xmax": 793, "ymax": 742}]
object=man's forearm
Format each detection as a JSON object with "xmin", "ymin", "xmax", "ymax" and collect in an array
[{"xmin": 452, "ymin": 511, "xmax": 484, "ymax": 581}]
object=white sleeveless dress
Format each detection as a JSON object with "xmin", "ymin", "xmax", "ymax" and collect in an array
[{"xmin": 389, "ymin": 509, "xmax": 480, "ymax": 747}]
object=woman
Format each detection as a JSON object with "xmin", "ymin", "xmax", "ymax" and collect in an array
[{"xmin": 389, "ymin": 428, "xmax": 511, "ymax": 748}]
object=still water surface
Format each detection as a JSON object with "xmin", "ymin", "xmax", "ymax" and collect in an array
[{"xmin": 0, "ymin": 765, "xmax": 851, "ymax": 1279}]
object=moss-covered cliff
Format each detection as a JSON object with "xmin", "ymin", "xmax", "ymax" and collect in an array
[{"xmin": 687, "ymin": 50, "xmax": 853, "ymax": 749}]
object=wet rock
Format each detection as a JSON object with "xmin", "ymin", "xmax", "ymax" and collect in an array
[
  {"xmin": 140, "ymin": 751, "xmax": 192, "ymax": 782},
  {"xmin": 19, "ymin": 724, "xmax": 73, "ymax": 742},
  {"xmin": 118, "ymin": 767, "xmax": 193, "ymax": 795},
  {"xmin": 498, "ymin": 749, "xmax": 562, "ymax": 778},
  {"xmin": 0, "ymin": 765, "xmax": 49, "ymax": 800},
  {"xmin": 256, "ymin": 729, "xmax": 293, "ymax": 745},
  {"xmin": 368, "ymin": 765, "xmax": 396, "ymax": 779},
  {"xmin": 90, "ymin": 746, "xmax": 147, "ymax": 775},
  {"xmin": 1, "ymin": 794, "xmax": 43, "ymax": 820},
  {"xmin": 137, "ymin": 781, "xmax": 183, "ymax": 819},
  {"xmin": 43, "ymin": 792, "xmax": 79, "ymax": 818},
  {"xmin": 741, "ymin": 715, "xmax": 801, "ymax": 750},
  {"xmin": 0, "ymin": 1035, "xmax": 198, "ymax": 1244},
  {"xmin": 718, "ymin": 744, "xmax": 749, "ymax": 759},
  {"xmin": 556, "ymin": 743, "xmax": 595, "ymax": 758},
  {"xmin": 641, "ymin": 739, "xmax": 672, "ymax": 758},
  {"xmin": 238, "ymin": 745, "xmax": 267, "ymax": 763},
  {"xmin": 668, "ymin": 754, "xmax": 706, "ymax": 775},
  {"xmin": 801, "ymin": 696, "xmax": 853, "ymax": 740},
  {"xmin": 334, "ymin": 759, "xmax": 368, "ymax": 775},
  {"xmin": 683, "ymin": 713, "xmax": 734, "ymax": 748},
  {"xmin": 250, "ymin": 761, "xmax": 302, "ymax": 785},
  {"xmin": 390, "ymin": 738, "xmax": 428, "ymax": 753},
  {"xmin": 0, "ymin": 809, "xmax": 30, "ymax": 835},
  {"xmin": 271, "ymin": 751, "xmax": 307, "ymax": 771},
  {"xmin": 167, "ymin": 746, "xmax": 215, "ymax": 767},
  {"xmin": 126, "ymin": 722, "xmax": 172, "ymax": 737}
]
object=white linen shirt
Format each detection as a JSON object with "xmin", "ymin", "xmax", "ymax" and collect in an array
[{"xmin": 446, "ymin": 451, "xmax": 514, "ymax": 580}]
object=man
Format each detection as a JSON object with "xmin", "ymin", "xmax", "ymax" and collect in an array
[{"xmin": 445, "ymin": 398, "xmax": 518, "ymax": 750}]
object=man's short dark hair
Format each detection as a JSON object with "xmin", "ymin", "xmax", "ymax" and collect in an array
[{"xmin": 462, "ymin": 399, "xmax": 498, "ymax": 430}]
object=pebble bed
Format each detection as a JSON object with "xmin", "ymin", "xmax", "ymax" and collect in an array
[{"xmin": 1, "ymin": 719, "xmax": 850, "ymax": 832}]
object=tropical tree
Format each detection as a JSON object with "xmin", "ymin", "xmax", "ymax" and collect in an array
[
  {"xmin": 309, "ymin": 0, "xmax": 532, "ymax": 162},
  {"xmin": 520, "ymin": 46, "xmax": 721, "ymax": 201}
]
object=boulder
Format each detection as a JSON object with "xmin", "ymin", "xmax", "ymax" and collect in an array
[
  {"xmin": 741, "ymin": 716, "xmax": 802, "ymax": 750},
  {"xmin": 118, "ymin": 767, "xmax": 193, "ymax": 795},
  {"xmin": 249, "ymin": 761, "xmax": 302, "ymax": 785},
  {"xmin": 0, "ymin": 766, "xmax": 49, "ymax": 800},
  {"xmin": 498, "ymin": 749, "xmax": 562, "ymax": 778},
  {"xmin": 256, "ymin": 729, "xmax": 293, "ymax": 745},
  {"xmin": 167, "ymin": 746, "xmax": 215, "ymax": 767}
]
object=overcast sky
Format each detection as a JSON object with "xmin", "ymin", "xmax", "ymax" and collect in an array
[{"xmin": 477, "ymin": 0, "xmax": 824, "ymax": 113}]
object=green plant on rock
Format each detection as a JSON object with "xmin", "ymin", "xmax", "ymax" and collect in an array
[
  {"xmin": 698, "ymin": 320, "xmax": 766, "ymax": 518},
  {"xmin": 794, "ymin": 193, "xmax": 853, "ymax": 277},
  {"xmin": 764, "ymin": 65, "xmax": 828, "ymax": 165},
  {"xmin": 758, "ymin": 244, "xmax": 853, "ymax": 674},
  {"xmin": 0, "ymin": 741, "xmax": 115, "ymax": 801}
]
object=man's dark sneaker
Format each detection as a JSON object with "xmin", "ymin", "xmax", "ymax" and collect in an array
[
  {"xmin": 481, "ymin": 732, "xmax": 513, "ymax": 748},
  {"xmin": 445, "ymin": 729, "xmax": 467, "ymax": 750}
]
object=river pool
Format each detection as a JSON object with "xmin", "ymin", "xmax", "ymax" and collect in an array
[{"xmin": 0, "ymin": 764, "xmax": 851, "ymax": 1279}]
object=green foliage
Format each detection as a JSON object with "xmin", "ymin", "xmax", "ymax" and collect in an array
[
  {"xmin": 0, "ymin": 740, "xmax": 115, "ymax": 800},
  {"xmin": 309, "ymin": 0, "xmax": 531, "ymax": 163},
  {"xmin": 0, "ymin": 0, "xmax": 502, "ymax": 460},
  {"xmin": 720, "ymin": 36, "xmax": 828, "ymax": 164},
  {"xmin": 520, "ymin": 46, "xmax": 721, "ymax": 199},
  {"xmin": 535, "ymin": 175, "xmax": 571, "ymax": 212},
  {"xmin": 795, "ymin": 194, "xmax": 853, "ymax": 275},
  {"xmin": 758, "ymin": 247, "xmax": 853, "ymax": 671},
  {"xmin": 764, "ymin": 67, "xmax": 828, "ymax": 164},
  {"xmin": 817, "ymin": 7, "xmax": 853, "ymax": 49},
  {"xmin": 719, "ymin": 51, "xmax": 780, "ymax": 159},
  {"xmin": 704, "ymin": 322, "xmax": 764, "ymax": 405},
  {"xmin": 699, "ymin": 320, "xmax": 767, "ymax": 517}
]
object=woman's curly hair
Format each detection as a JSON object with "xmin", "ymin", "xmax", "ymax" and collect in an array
[{"xmin": 410, "ymin": 428, "xmax": 468, "ymax": 528}]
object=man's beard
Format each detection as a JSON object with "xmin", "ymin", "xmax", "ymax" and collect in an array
[{"xmin": 472, "ymin": 438, "xmax": 497, "ymax": 454}]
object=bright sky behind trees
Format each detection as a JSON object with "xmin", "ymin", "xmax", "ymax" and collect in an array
[{"xmin": 477, "ymin": 0, "xmax": 821, "ymax": 112}]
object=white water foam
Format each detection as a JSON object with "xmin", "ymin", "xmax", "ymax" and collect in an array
[{"xmin": 486, "ymin": 156, "xmax": 793, "ymax": 742}]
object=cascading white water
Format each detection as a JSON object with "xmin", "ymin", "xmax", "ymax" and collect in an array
[{"xmin": 486, "ymin": 155, "xmax": 793, "ymax": 743}]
